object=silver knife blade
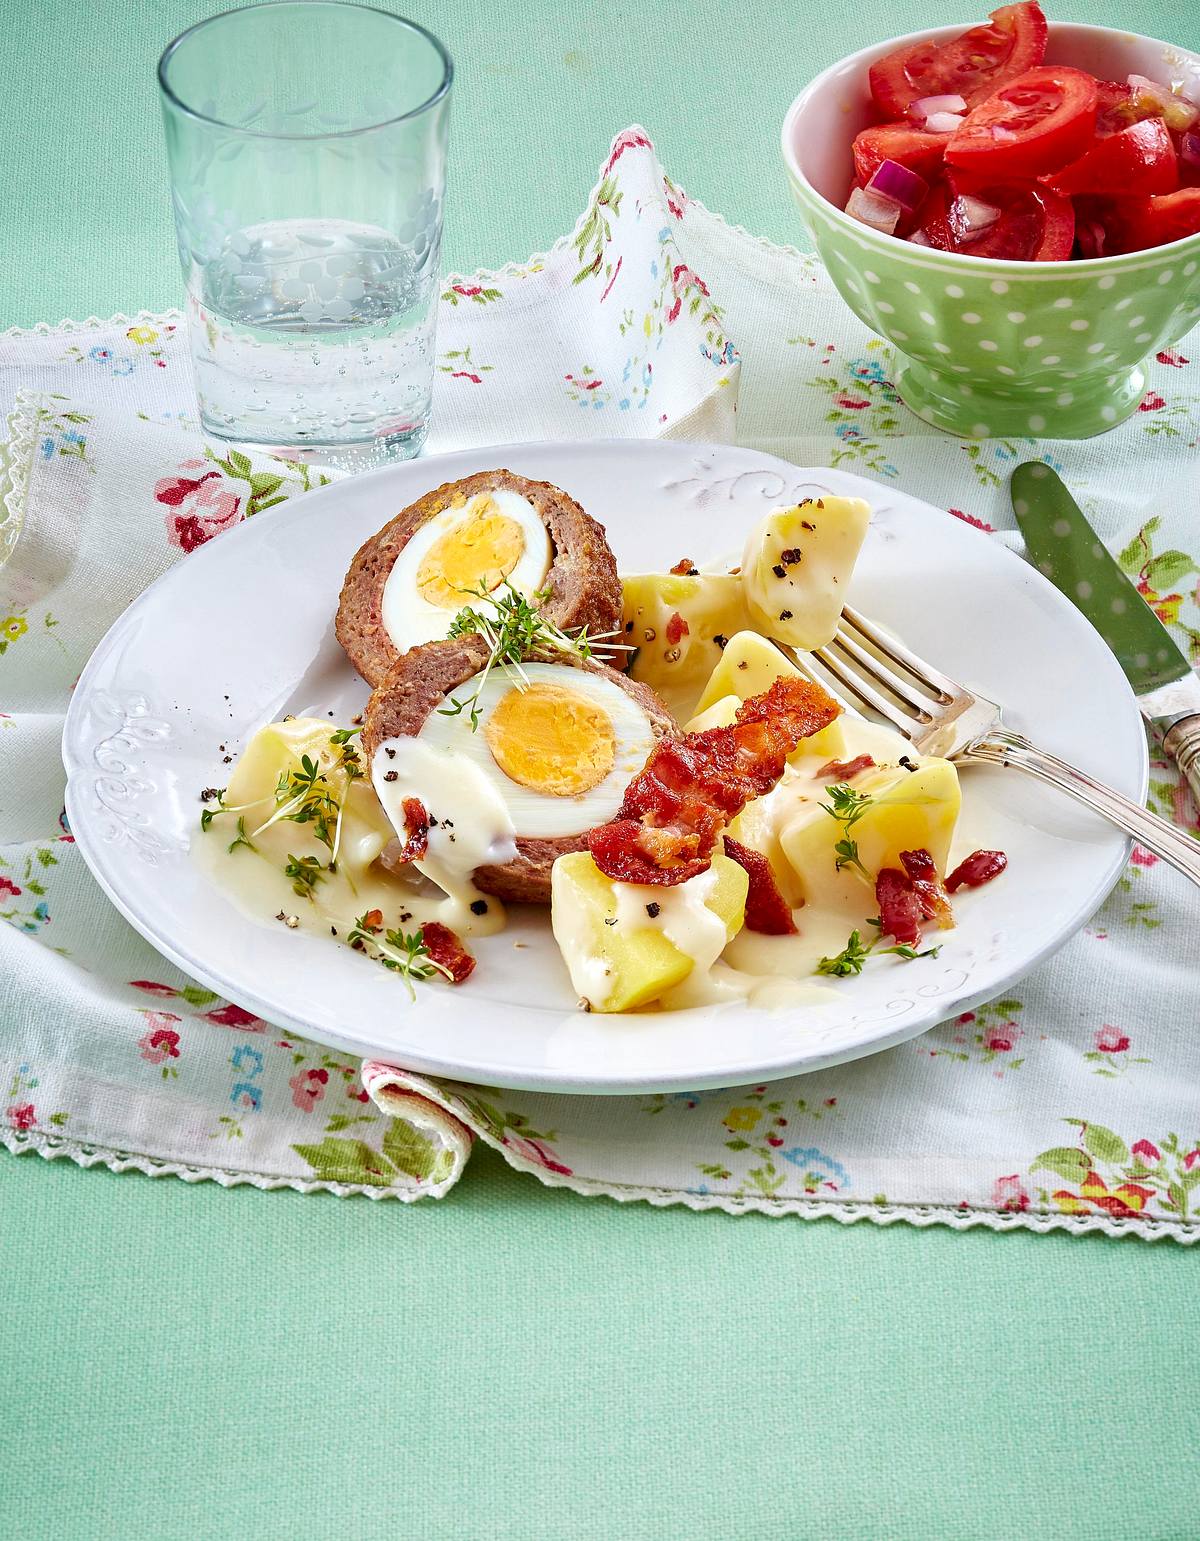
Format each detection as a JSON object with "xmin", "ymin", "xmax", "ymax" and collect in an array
[{"xmin": 1010, "ymin": 461, "xmax": 1200, "ymax": 731}]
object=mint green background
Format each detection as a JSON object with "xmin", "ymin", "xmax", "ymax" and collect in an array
[{"xmin": 2, "ymin": 4, "xmax": 1195, "ymax": 1539}]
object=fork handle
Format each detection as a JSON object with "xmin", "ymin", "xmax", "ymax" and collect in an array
[
  {"xmin": 1162, "ymin": 714, "xmax": 1200, "ymax": 819},
  {"xmin": 964, "ymin": 728, "xmax": 1200, "ymax": 889}
]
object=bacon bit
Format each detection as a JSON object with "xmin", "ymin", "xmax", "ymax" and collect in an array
[
  {"xmin": 391, "ymin": 797, "xmax": 430, "ymax": 865},
  {"xmin": 669, "ymin": 556, "xmax": 699, "ymax": 576},
  {"xmin": 665, "ymin": 611, "xmax": 690, "ymax": 646},
  {"xmin": 876, "ymin": 868, "xmax": 923, "ymax": 946},
  {"xmin": 422, "ymin": 922, "xmax": 475, "ymax": 984},
  {"xmin": 945, "ymin": 849, "xmax": 1008, "ymax": 892},
  {"xmin": 817, "ymin": 753, "xmax": 875, "ymax": 781},
  {"xmin": 723, "ymin": 836, "xmax": 798, "ymax": 934},
  {"xmin": 588, "ymin": 677, "xmax": 840, "ymax": 886},
  {"xmin": 900, "ymin": 848, "xmax": 954, "ymax": 930},
  {"xmin": 360, "ymin": 908, "xmax": 384, "ymax": 932}
]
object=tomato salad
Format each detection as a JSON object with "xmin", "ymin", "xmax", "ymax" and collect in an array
[{"xmin": 845, "ymin": 2, "xmax": 1200, "ymax": 260}]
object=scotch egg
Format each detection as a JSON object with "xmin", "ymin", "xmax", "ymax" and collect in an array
[
  {"xmin": 361, "ymin": 638, "xmax": 676, "ymax": 904},
  {"xmin": 336, "ymin": 469, "xmax": 623, "ymax": 686}
]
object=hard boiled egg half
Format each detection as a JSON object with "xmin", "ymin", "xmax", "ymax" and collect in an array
[
  {"xmin": 417, "ymin": 661, "xmax": 659, "ymax": 837},
  {"xmin": 381, "ymin": 490, "xmax": 553, "ymax": 652}
]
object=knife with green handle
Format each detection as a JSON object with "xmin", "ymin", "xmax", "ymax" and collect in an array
[{"xmin": 1010, "ymin": 462, "xmax": 1200, "ymax": 812}]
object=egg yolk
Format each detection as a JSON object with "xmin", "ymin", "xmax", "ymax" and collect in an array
[
  {"xmin": 416, "ymin": 496, "xmax": 527, "ymax": 609},
  {"xmin": 485, "ymin": 683, "xmax": 616, "ymax": 797}
]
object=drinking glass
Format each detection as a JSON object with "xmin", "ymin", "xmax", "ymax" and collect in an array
[{"xmin": 159, "ymin": 2, "xmax": 452, "ymax": 469}]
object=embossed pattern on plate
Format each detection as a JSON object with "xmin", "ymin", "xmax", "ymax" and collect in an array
[{"xmin": 63, "ymin": 441, "xmax": 1146, "ymax": 1093}]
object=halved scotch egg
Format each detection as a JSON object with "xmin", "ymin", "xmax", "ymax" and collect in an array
[
  {"xmin": 361, "ymin": 638, "xmax": 676, "ymax": 904},
  {"xmin": 337, "ymin": 470, "xmax": 623, "ymax": 686}
]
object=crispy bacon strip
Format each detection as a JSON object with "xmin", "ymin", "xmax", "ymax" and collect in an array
[
  {"xmin": 723, "ymin": 836, "xmax": 798, "ymax": 935},
  {"xmin": 665, "ymin": 611, "xmax": 689, "ymax": 646},
  {"xmin": 875, "ymin": 868, "xmax": 923, "ymax": 946},
  {"xmin": 588, "ymin": 677, "xmax": 840, "ymax": 886},
  {"xmin": 391, "ymin": 797, "xmax": 430, "ymax": 865},
  {"xmin": 945, "ymin": 849, "xmax": 1008, "ymax": 892},
  {"xmin": 422, "ymin": 921, "xmax": 475, "ymax": 984},
  {"xmin": 816, "ymin": 753, "xmax": 875, "ymax": 781},
  {"xmin": 900, "ymin": 848, "xmax": 955, "ymax": 930}
]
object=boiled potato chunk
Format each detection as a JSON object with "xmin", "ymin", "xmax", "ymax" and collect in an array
[
  {"xmin": 683, "ymin": 693, "xmax": 739, "ymax": 734},
  {"xmin": 778, "ymin": 758, "xmax": 960, "ymax": 908},
  {"xmin": 226, "ymin": 717, "xmax": 342, "ymax": 806},
  {"xmin": 726, "ymin": 791, "xmax": 805, "ymax": 908},
  {"xmin": 622, "ymin": 571, "xmax": 752, "ymax": 720},
  {"xmin": 691, "ymin": 631, "xmax": 846, "ymax": 760},
  {"xmin": 742, "ymin": 497, "xmax": 871, "ymax": 651},
  {"xmin": 551, "ymin": 851, "xmax": 748, "ymax": 1012},
  {"xmin": 225, "ymin": 717, "xmax": 394, "ymax": 877}
]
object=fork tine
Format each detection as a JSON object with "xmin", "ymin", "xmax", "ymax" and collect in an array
[
  {"xmin": 771, "ymin": 642, "xmax": 858, "ymax": 715},
  {"xmin": 841, "ymin": 605, "xmax": 959, "ymax": 699},
  {"xmin": 826, "ymin": 629, "xmax": 936, "ymax": 718},
  {"xmin": 812, "ymin": 644, "xmax": 924, "ymax": 738}
]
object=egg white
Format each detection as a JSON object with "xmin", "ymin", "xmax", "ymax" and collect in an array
[
  {"xmin": 381, "ymin": 490, "xmax": 554, "ymax": 652},
  {"xmin": 416, "ymin": 662, "xmax": 658, "ymax": 838}
]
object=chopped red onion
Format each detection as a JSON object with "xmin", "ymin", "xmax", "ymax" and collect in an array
[
  {"xmin": 1127, "ymin": 73, "xmax": 1200, "ymax": 130},
  {"xmin": 924, "ymin": 110, "xmax": 965, "ymax": 134},
  {"xmin": 845, "ymin": 185, "xmax": 902, "ymax": 234},
  {"xmin": 950, "ymin": 195, "xmax": 1001, "ymax": 242},
  {"xmin": 1076, "ymin": 219, "xmax": 1107, "ymax": 259},
  {"xmin": 911, "ymin": 93, "xmax": 968, "ymax": 119},
  {"xmin": 865, "ymin": 158, "xmax": 929, "ymax": 213},
  {"xmin": 1180, "ymin": 129, "xmax": 1200, "ymax": 169}
]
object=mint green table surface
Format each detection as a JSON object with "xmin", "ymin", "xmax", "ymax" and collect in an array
[{"xmin": 2, "ymin": 3, "xmax": 1194, "ymax": 1538}]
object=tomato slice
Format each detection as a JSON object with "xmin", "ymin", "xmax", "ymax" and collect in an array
[
  {"xmin": 1100, "ymin": 188, "xmax": 1200, "ymax": 253},
  {"xmin": 1045, "ymin": 118, "xmax": 1179, "ymax": 197},
  {"xmin": 947, "ymin": 66, "xmax": 1098, "ymax": 178},
  {"xmin": 853, "ymin": 121, "xmax": 947, "ymax": 184},
  {"xmin": 915, "ymin": 177, "xmax": 1074, "ymax": 260},
  {"xmin": 868, "ymin": 3, "xmax": 1047, "ymax": 118}
]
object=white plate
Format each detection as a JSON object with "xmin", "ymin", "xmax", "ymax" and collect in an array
[{"xmin": 63, "ymin": 441, "xmax": 1146, "ymax": 1093}]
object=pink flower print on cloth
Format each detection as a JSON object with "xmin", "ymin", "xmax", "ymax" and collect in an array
[
  {"xmin": 992, "ymin": 1174, "xmax": 1031, "ymax": 1213},
  {"xmin": 289, "ymin": 1067, "xmax": 329, "ymax": 1112},
  {"xmin": 156, "ymin": 462, "xmax": 243, "ymax": 552}
]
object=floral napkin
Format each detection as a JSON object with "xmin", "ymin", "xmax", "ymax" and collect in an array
[{"xmin": 2, "ymin": 128, "xmax": 1198, "ymax": 1241}]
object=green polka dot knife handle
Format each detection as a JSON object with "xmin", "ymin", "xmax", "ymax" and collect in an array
[{"xmin": 1010, "ymin": 461, "xmax": 1200, "ymax": 816}]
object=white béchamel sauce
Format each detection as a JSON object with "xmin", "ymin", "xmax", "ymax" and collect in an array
[{"xmin": 371, "ymin": 737, "xmax": 517, "ymax": 936}]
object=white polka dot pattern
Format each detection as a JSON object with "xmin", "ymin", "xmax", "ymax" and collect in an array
[{"xmin": 785, "ymin": 178, "xmax": 1200, "ymax": 438}]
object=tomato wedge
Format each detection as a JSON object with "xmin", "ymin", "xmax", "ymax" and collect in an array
[
  {"xmin": 947, "ymin": 66, "xmax": 1097, "ymax": 177},
  {"xmin": 1044, "ymin": 117, "xmax": 1178, "ymax": 197},
  {"xmin": 853, "ymin": 121, "xmax": 947, "ymax": 184},
  {"xmin": 868, "ymin": 3, "xmax": 1047, "ymax": 118},
  {"xmin": 1100, "ymin": 188, "xmax": 1200, "ymax": 253},
  {"xmin": 917, "ymin": 178, "xmax": 1074, "ymax": 260}
]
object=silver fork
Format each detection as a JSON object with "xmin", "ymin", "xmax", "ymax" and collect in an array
[{"xmin": 791, "ymin": 604, "xmax": 1200, "ymax": 888}]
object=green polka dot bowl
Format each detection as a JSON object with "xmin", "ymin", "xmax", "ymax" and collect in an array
[{"xmin": 781, "ymin": 21, "xmax": 1200, "ymax": 439}]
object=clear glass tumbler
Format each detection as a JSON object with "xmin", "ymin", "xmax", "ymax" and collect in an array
[{"xmin": 159, "ymin": 2, "xmax": 451, "ymax": 469}]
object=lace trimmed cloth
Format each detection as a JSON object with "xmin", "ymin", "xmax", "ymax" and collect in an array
[{"xmin": 2, "ymin": 128, "xmax": 1198, "ymax": 1241}]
